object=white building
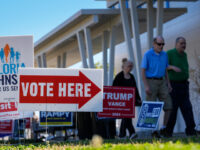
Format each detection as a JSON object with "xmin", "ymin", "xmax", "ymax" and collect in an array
[{"xmin": 34, "ymin": 0, "xmax": 200, "ymax": 134}]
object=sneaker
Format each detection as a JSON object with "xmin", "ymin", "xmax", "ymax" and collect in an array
[
  {"xmin": 130, "ymin": 133, "xmax": 138, "ymax": 139},
  {"xmin": 152, "ymin": 131, "xmax": 161, "ymax": 138}
]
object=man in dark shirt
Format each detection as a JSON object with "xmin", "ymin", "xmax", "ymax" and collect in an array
[{"xmin": 165, "ymin": 37, "xmax": 197, "ymax": 136}]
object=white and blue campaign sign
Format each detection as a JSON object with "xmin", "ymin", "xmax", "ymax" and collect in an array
[
  {"xmin": 0, "ymin": 36, "xmax": 33, "ymax": 102},
  {"xmin": 39, "ymin": 112, "xmax": 73, "ymax": 127},
  {"xmin": 136, "ymin": 101, "xmax": 164, "ymax": 129}
]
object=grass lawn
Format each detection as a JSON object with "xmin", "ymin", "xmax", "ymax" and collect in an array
[{"xmin": 0, "ymin": 136, "xmax": 199, "ymax": 150}]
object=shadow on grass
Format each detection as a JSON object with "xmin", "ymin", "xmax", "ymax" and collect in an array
[
  {"xmin": 103, "ymin": 136, "xmax": 200, "ymax": 144},
  {"xmin": 0, "ymin": 136, "xmax": 199, "ymax": 147}
]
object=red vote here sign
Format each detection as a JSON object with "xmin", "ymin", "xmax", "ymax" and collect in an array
[{"xmin": 18, "ymin": 68, "xmax": 103, "ymax": 112}]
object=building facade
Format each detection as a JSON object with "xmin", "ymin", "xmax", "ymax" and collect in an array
[{"xmin": 34, "ymin": 0, "xmax": 200, "ymax": 133}]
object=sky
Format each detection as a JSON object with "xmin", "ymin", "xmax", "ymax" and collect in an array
[{"xmin": 0, "ymin": 0, "xmax": 106, "ymax": 42}]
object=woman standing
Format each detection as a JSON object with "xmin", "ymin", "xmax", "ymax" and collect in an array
[{"xmin": 113, "ymin": 58, "xmax": 141, "ymax": 139}]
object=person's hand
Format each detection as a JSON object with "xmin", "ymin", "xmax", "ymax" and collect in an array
[
  {"xmin": 137, "ymin": 99, "xmax": 142, "ymax": 104},
  {"xmin": 145, "ymin": 86, "xmax": 152, "ymax": 95},
  {"xmin": 136, "ymin": 99, "xmax": 142, "ymax": 106},
  {"xmin": 168, "ymin": 83, "xmax": 173, "ymax": 93},
  {"xmin": 172, "ymin": 66, "xmax": 181, "ymax": 72}
]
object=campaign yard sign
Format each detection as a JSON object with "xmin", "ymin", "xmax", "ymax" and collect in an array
[
  {"xmin": 98, "ymin": 86, "xmax": 135, "ymax": 118},
  {"xmin": 0, "ymin": 102, "xmax": 19, "ymax": 120},
  {"xmin": 0, "ymin": 36, "xmax": 33, "ymax": 102},
  {"xmin": 39, "ymin": 112, "xmax": 73, "ymax": 127},
  {"xmin": 136, "ymin": 101, "xmax": 164, "ymax": 129},
  {"xmin": 0, "ymin": 36, "xmax": 33, "ymax": 121},
  {"xmin": 0, "ymin": 102, "xmax": 33, "ymax": 120},
  {"xmin": 18, "ymin": 68, "xmax": 103, "ymax": 112},
  {"xmin": 25, "ymin": 118, "xmax": 31, "ymax": 128},
  {"xmin": 0, "ymin": 120, "xmax": 13, "ymax": 137}
]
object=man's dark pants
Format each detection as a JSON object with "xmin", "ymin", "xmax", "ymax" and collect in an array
[
  {"xmin": 119, "ymin": 118, "xmax": 135, "ymax": 137},
  {"xmin": 166, "ymin": 81, "xmax": 196, "ymax": 135}
]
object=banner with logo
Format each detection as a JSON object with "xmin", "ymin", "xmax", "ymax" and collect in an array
[
  {"xmin": 39, "ymin": 112, "xmax": 73, "ymax": 126},
  {"xmin": 136, "ymin": 101, "xmax": 164, "ymax": 129},
  {"xmin": 0, "ymin": 36, "xmax": 33, "ymax": 102},
  {"xmin": 98, "ymin": 86, "xmax": 135, "ymax": 118}
]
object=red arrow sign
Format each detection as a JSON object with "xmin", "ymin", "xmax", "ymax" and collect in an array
[{"xmin": 20, "ymin": 71, "xmax": 101, "ymax": 109}]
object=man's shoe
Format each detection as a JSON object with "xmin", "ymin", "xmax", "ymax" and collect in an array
[
  {"xmin": 117, "ymin": 136, "xmax": 127, "ymax": 140},
  {"xmin": 152, "ymin": 131, "xmax": 161, "ymax": 138},
  {"xmin": 186, "ymin": 129, "xmax": 198, "ymax": 136},
  {"xmin": 197, "ymin": 130, "xmax": 200, "ymax": 135},
  {"xmin": 160, "ymin": 128, "xmax": 165, "ymax": 135},
  {"xmin": 160, "ymin": 128, "xmax": 172, "ymax": 138},
  {"xmin": 130, "ymin": 133, "xmax": 138, "ymax": 139}
]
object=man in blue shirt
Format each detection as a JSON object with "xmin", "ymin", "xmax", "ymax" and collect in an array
[{"xmin": 141, "ymin": 36, "xmax": 172, "ymax": 137}]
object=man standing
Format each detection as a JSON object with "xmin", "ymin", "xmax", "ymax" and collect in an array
[
  {"xmin": 141, "ymin": 36, "xmax": 172, "ymax": 137},
  {"xmin": 166, "ymin": 37, "xmax": 197, "ymax": 136}
]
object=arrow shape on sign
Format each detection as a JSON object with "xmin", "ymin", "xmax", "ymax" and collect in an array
[{"xmin": 20, "ymin": 71, "xmax": 101, "ymax": 109}]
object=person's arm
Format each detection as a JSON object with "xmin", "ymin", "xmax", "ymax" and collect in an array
[
  {"xmin": 142, "ymin": 68, "xmax": 152, "ymax": 95},
  {"xmin": 131, "ymin": 74, "xmax": 142, "ymax": 106},
  {"xmin": 112, "ymin": 74, "xmax": 119, "ymax": 86},
  {"xmin": 165, "ymin": 54, "xmax": 173, "ymax": 92},
  {"xmin": 167, "ymin": 51, "xmax": 181, "ymax": 72},
  {"xmin": 165, "ymin": 69, "xmax": 172, "ymax": 92},
  {"xmin": 167, "ymin": 65, "xmax": 181, "ymax": 72}
]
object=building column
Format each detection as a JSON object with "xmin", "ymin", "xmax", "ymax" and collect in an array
[
  {"xmin": 156, "ymin": 0, "xmax": 164, "ymax": 36},
  {"xmin": 79, "ymin": 28, "xmax": 95, "ymax": 140},
  {"xmin": 57, "ymin": 52, "xmax": 67, "ymax": 68},
  {"xmin": 62, "ymin": 52, "xmax": 67, "ymax": 68},
  {"xmin": 120, "ymin": 0, "xmax": 143, "ymax": 92},
  {"xmin": 119, "ymin": 0, "xmax": 135, "ymax": 61},
  {"xmin": 130, "ymin": 0, "xmax": 145, "ymax": 99},
  {"xmin": 37, "ymin": 53, "xmax": 47, "ymax": 68},
  {"xmin": 108, "ymin": 26, "xmax": 116, "ymax": 86},
  {"xmin": 37, "ymin": 55, "xmax": 42, "ymax": 68},
  {"xmin": 84, "ymin": 27, "xmax": 94, "ymax": 68},
  {"xmin": 57, "ymin": 55, "xmax": 61, "ymax": 68},
  {"xmin": 42, "ymin": 53, "xmax": 47, "ymax": 68},
  {"xmin": 77, "ymin": 31, "xmax": 88, "ymax": 68},
  {"xmin": 147, "ymin": 0, "xmax": 154, "ymax": 49},
  {"xmin": 102, "ymin": 31, "xmax": 109, "ymax": 86}
]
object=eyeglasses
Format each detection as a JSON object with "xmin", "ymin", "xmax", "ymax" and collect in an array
[
  {"xmin": 179, "ymin": 42, "xmax": 186, "ymax": 45},
  {"xmin": 128, "ymin": 65, "xmax": 133, "ymax": 68},
  {"xmin": 156, "ymin": 42, "xmax": 165, "ymax": 46}
]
